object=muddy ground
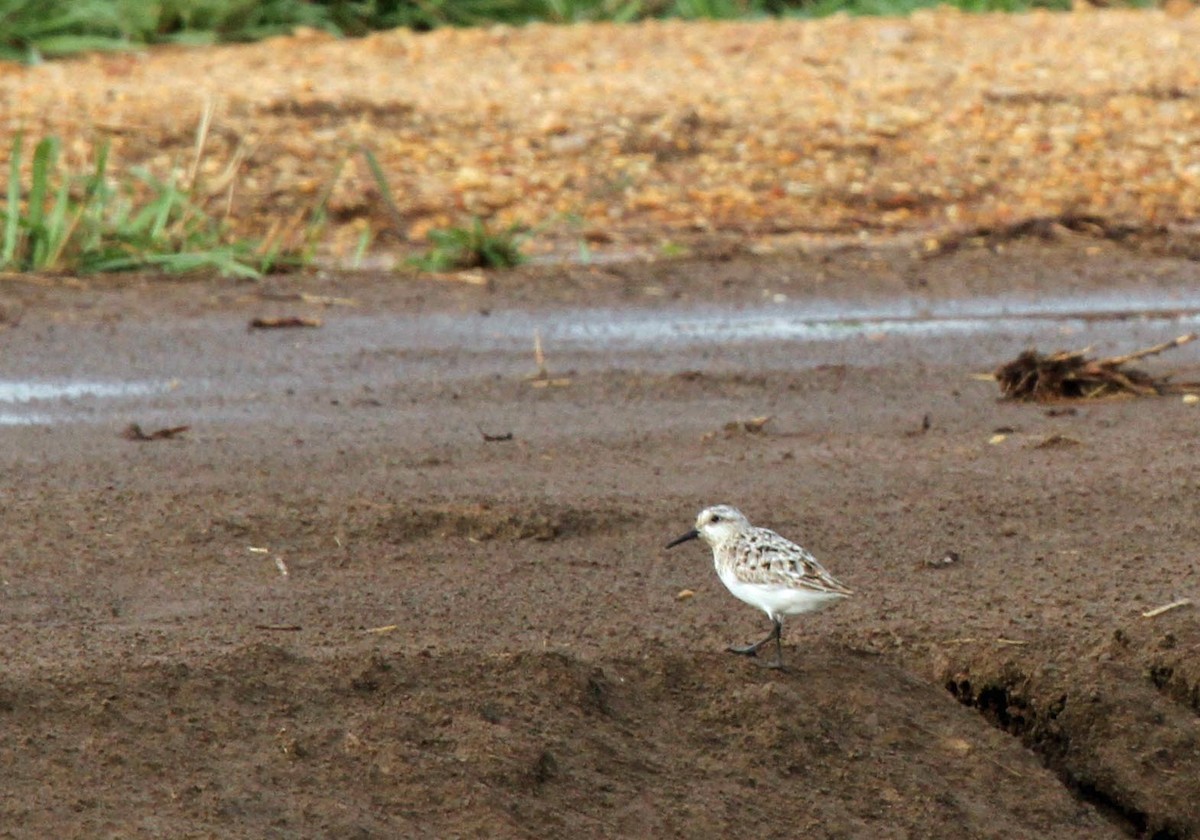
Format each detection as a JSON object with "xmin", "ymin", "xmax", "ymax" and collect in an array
[{"xmin": 2, "ymin": 238, "xmax": 1200, "ymax": 838}]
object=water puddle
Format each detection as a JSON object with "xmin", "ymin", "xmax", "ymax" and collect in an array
[
  {"xmin": 0, "ymin": 380, "xmax": 171, "ymax": 426},
  {"xmin": 480, "ymin": 292, "xmax": 1200, "ymax": 350},
  {"xmin": 4, "ymin": 289, "xmax": 1199, "ymax": 427}
]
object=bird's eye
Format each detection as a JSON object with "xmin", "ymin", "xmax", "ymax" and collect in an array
[{"xmin": 710, "ymin": 514, "xmax": 721, "ymax": 523}]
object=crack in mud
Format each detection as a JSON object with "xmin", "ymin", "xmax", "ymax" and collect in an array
[
  {"xmin": 946, "ymin": 674, "xmax": 1157, "ymax": 838},
  {"xmin": 943, "ymin": 642, "xmax": 1198, "ymax": 840}
]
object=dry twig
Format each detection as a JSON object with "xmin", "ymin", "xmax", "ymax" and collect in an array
[
  {"xmin": 1141, "ymin": 598, "xmax": 1193, "ymax": 618},
  {"xmin": 250, "ymin": 316, "xmax": 323, "ymax": 329},
  {"xmin": 478, "ymin": 426, "xmax": 514, "ymax": 442},
  {"xmin": 122, "ymin": 423, "xmax": 190, "ymax": 441}
]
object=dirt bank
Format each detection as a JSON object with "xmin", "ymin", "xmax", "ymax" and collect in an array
[{"xmin": 5, "ymin": 11, "xmax": 1200, "ymax": 261}]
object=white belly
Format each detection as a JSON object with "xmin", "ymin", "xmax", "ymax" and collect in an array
[{"xmin": 718, "ymin": 567, "xmax": 847, "ymax": 621}]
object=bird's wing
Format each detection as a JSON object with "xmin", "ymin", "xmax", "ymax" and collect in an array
[{"xmin": 735, "ymin": 528, "xmax": 854, "ymax": 595}]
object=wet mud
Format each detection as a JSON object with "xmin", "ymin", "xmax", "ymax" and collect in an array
[{"xmin": 2, "ymin": 239, "xmax": 1200, "ymax": 838}]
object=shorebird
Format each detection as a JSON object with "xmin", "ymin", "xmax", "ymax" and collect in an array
[{"xmin": 665, "ymin": 505, "xmax": 852, "ymax": 669}]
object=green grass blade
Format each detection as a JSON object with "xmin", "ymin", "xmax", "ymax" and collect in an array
[
  {"xmin": 147, "ymin": 182, "xmax": 182, "ymax": 241},
  {"xmin": 26, "ymin": 137, "xmax": 61, "ymax": 268},
  {"xmin": 26, "ymin": 136, "xmax": 57, "ymax": 230},
  {"xmin": 29, "ymin": 34, "xmax": 133, "ymax": 56},
  {"xmin": 2, "ymin": 132, "xmax": 23, "ymax": 267},
  {"xmin": 359, "ymin": 146, "xmax": 408, "ymax": 233},
  {"xmin": 351, "ymin": 224, "xmax": 372, "ymax": 269},
  {"xmin": 611, "ymin": 1, "xmax": 645, "ymax": 23},
  {"xmin": 89, "ymin": 250, "xmax": 262, "ymax": 279},
  {"xmin": 41, "ymin": 174, "xmax": 72, "ymax": 270},
  {"xmin": 45, "ymin": 203, "xmax": 88, "ymax": 270},
  {"xmin": 83, "ymin": 138, "xmax": 111, "ymax": 207}
]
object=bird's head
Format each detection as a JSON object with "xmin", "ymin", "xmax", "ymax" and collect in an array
[{"xmin": 664, "ymin": 505, "xmax": 750, "ymax": 549}]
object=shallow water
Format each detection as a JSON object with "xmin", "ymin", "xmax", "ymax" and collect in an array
[
  {"xmin": 377, "ymin": 289, "xmax": 1200, "ymax": 352},
  {"xmin": 3, "ymin": 289, "xmax": 1198, "ymax": 427},
  {"xmin": 0, "ymin": 380, "xmax": 172, "ymax": 426}
]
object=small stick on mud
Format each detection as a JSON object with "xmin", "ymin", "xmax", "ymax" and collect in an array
[
  {"xmin": 254, "ymin": 624, "xmax": 302, "ymax": 631},
  {"xmin": 720, "ymin": 415, "xmax": 773, "ymax": 436},
  {"xmin": 249, "ymin": 316, "xmax": 323, "ymax": 329},
  {"xmin": 477, "ymin": 425, "xmax": 514, "ymax": 442},
  {"xmin": 122, "ymin": 423, "xmax": 190, "ymax": 441},
  {"xmin": 533, "ymin": 329, "xmax": 546, "ymax": 375},
  {"xmin": 942, "ymin": 636, "xmax": 1038, "ymax": 648},
  {"xmin": 524, "ymin": 330, "xmax": 571, "ymax": 388},
  {"xmin": 1103, "ymin": 334, "xmax": 1198, "ymax": 367},
  {"xmin": 904, "ymin": 413, "xmax": 932, "ymax": 437},
  {"xmin": 1141, "ymin": 598, "xmax": 1193, "ymax": 618},
  {"xmin": 993, "ymin": 333, "xmax": 1200, "ymax": 401}
]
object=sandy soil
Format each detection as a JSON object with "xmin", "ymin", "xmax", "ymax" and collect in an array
[{"xmin": 2, "ymin": 238, "xmax": 1200, "ymax": 838}]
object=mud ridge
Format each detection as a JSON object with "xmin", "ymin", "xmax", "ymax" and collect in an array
[
  {"xmin": 376, "ymin": 500, "xmax": 641, "ymax": 543},
  {"xmin": 1, "ymin": 644, "xmax": 1120, "ymax": 838},
  {"xmin": 191, "ymin": 497, "xmax": 641, "ymax": 548}
]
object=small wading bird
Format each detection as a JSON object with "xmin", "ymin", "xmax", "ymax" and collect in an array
[{"xmin": 665, "ymin": 505, "xmax": 852, "ymax": 669}]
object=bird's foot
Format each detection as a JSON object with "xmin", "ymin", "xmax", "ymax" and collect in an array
[{"xmin": 727, "ymin": 643, "xmax": 760, "ymax": 657}]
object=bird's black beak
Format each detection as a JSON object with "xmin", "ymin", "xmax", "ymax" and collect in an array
[{"xmin": 665, "ymin": 528, "xmax": 699, "ymax": 549}]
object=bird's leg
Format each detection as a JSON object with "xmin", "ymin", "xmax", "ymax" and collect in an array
[
  {"xmin": 756, "ymin": 620, "xmax": 786, "ymax": 670},
  {"xmin": 728, "ymin": 618, "xmax": 782, "ymax": 659}
]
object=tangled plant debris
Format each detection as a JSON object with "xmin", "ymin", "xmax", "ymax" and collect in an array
[{"xmin": 993, "ymin": 334, "xmax": 1200, "ymax": 401}]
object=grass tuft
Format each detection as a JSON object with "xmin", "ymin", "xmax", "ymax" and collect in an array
[
  {"xmin": 0, "ymin": 132, "xmax": 310, "ymax": 278},
  {"xmin": 410, "ymin": 218, "xmax": 529, "ymax": 272}
]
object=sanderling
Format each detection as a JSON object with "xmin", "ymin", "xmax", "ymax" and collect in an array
[{"xmin": 665, "ymin": 504, "xmax": 852, "ymax": 669}]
